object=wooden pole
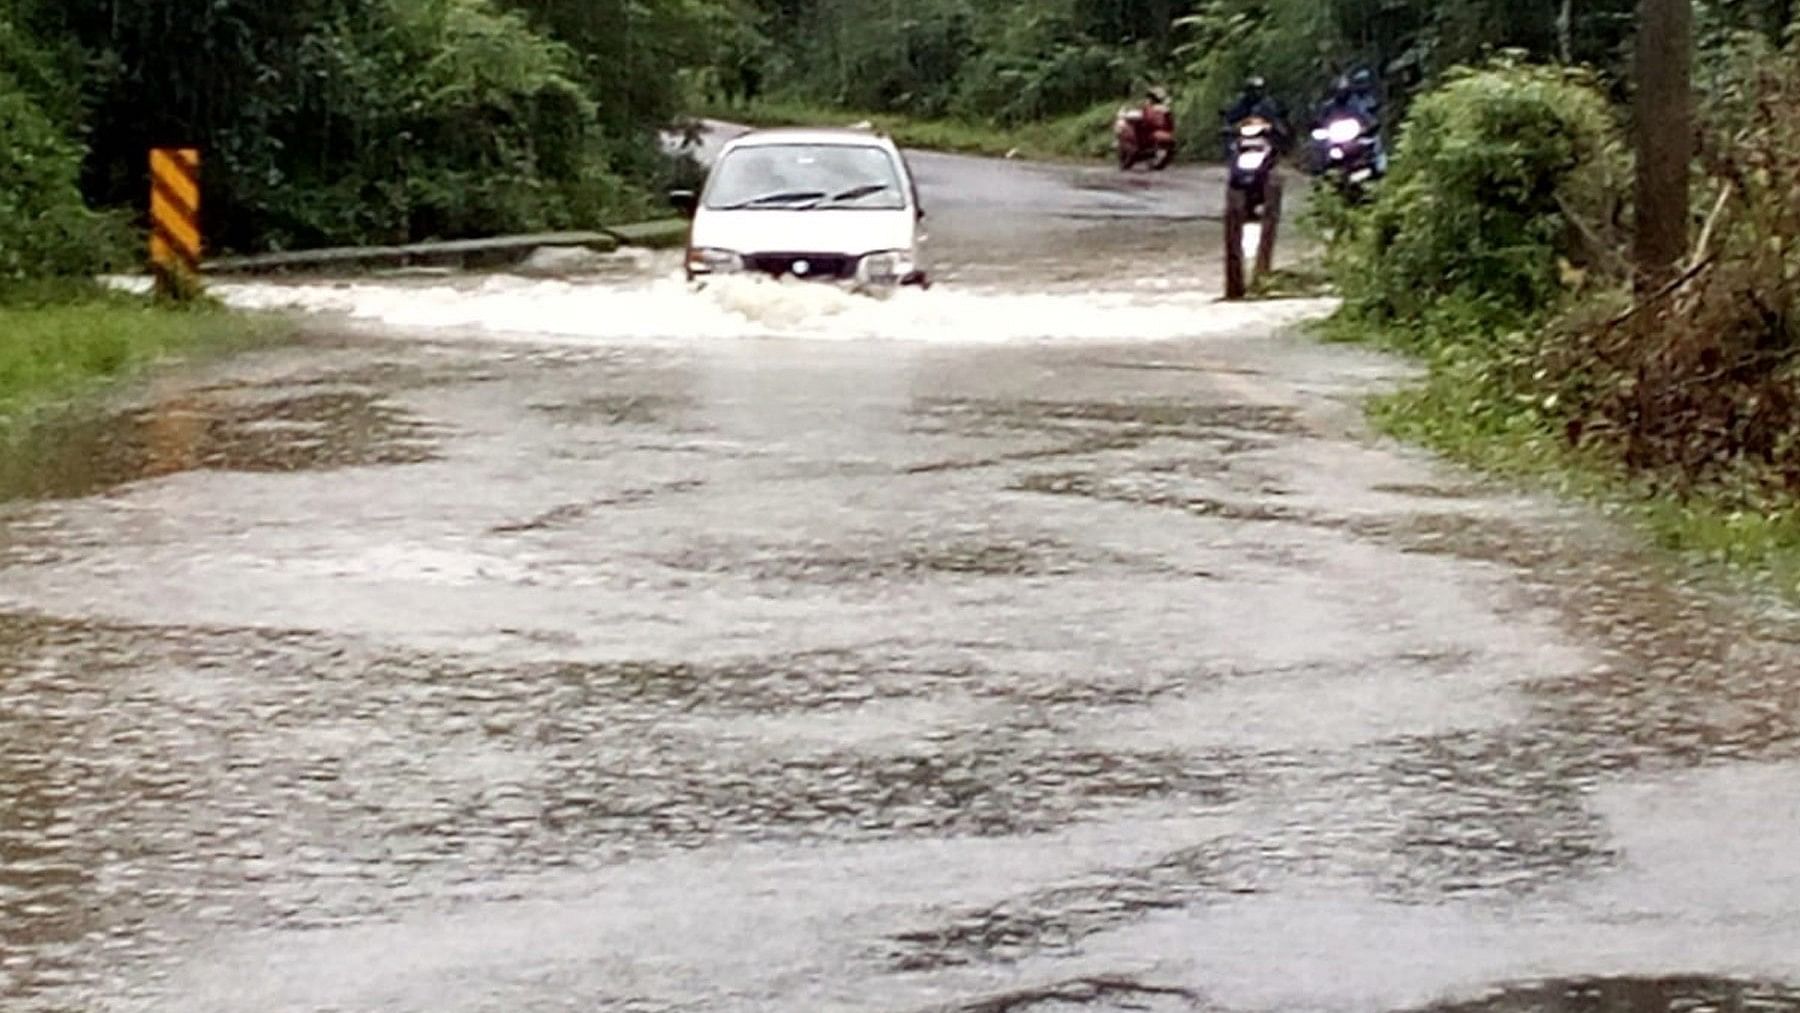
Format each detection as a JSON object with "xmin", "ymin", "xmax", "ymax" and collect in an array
[{"xmin": 1632, "ymin": 0, "xmax": 1693, "ymax": 294}]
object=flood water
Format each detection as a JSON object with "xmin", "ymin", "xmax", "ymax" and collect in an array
[{"xmin": 6, "ymin": 130, "xmax": 1800, "ymax": 1011}]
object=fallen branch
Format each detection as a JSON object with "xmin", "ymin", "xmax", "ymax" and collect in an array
[
  {"xmin": 1606, "ymin": 255, "xmax": 1717, "ymax": 330},
  {"xmin": 1689, "ymin": 183, "xmax": 1735, "ymax": 272}
]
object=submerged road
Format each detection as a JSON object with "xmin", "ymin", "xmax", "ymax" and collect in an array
[{"xmin": 5, "ymin": 130, "xmax": 1800, "ymax": 1012}]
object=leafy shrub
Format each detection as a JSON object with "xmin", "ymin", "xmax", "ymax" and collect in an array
[
  {"xmin": 1328, "ymin": 59, "xmax": 1627, "ymax": 340},
  {"xmin": 0, "ymin": 75, "xmax": 123, "ymax": 288}
]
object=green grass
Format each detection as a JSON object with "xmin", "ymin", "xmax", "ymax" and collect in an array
[
  {"xmin": 695, "ymin": 99, "xmax": 1121, "ymax": 162},
  {"xmin": 1248, "ymin": 262, "xmax": 1334, "ymax": 300},
  {"xmin": 1343, "ymin": 327, "xmax": 1800, "ymax": 601},
  {"xmin": 0, "ymin": 285, "xmax": 279, "ymax": 426}
]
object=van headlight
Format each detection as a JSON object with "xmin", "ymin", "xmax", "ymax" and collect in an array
[
  {"xmin": 687, "ymin": 248, "xmax": 743, "ymax": 275},
  {"xmin": 855, "ymin": 250, "xmax": 914, "ymax": 285}
]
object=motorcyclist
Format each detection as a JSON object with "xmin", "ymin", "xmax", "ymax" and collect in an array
[
  {"xmin": 1140, "ymin": 86, "xmax": 1175, "ymax": 141},
  {"xmin": 1314, "ymin": 68, "xmax": 1387, "ymax": 175},
  {"xmin": 1221, "ymin": 76, "xmax": 1289, "ymax": 156},
  {"xmin": 1321, "ymin": 68, "xmax": 1381, "ymax": 122}
]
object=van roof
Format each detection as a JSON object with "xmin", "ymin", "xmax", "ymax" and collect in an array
[{"xmin": 724, "ymin": 127, "xmax": 898, "ymax": 151}]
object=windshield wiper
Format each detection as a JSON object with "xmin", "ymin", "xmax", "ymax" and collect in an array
[
  {"xmin": 720, "ymin": 190, "xmax": 827, "ymax": 210},
  {"xmin": 827, "ymin": 183, "xmax": 892, "ymax": 204}
]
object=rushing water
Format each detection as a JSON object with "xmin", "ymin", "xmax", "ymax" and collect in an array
[
  {"xmin": 20, "ymin": 142, "xmax": 1800, "ymax": 1011},
  {"xmin": 203, "ymin": 268, "xmax": 1338, "ymax": 347}
]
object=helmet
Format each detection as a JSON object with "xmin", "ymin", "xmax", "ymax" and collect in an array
[
  {"xmin": 1244, "ymin": 76, "xmax": 1267, "ymax": 95},
  {"xmin": 1349, "ymin": 67, "xmax": 1376, "ymax": 90},
  {"xmin": 1147, "ymin": 86, "xmax": 1170, "ymax": 103}
]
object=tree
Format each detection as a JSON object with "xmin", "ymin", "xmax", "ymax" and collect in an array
[{"xmin": 1633, "ymin": 0, "xmax": 1693, "ymax": 290}]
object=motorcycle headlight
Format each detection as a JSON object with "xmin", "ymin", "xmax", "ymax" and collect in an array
[
  {"xmin": 855, "ymin": 250, "xmax": 914, "ymax": 285},
  {"xmin": 1327, "ymin": 118, "xmax": 1364, "ymax": 145},
  {"xmin": 1235, "ymin": 149, "xmax": 1270, "ymax": 171},
  {"xmin": 687, "ymin": 247, "xmax": 743, "ymax": 275}
]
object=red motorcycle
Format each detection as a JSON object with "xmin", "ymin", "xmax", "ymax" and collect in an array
[{"xmin": 1115, "ymin": 103, "xmax": 1176, "ymax": 171}]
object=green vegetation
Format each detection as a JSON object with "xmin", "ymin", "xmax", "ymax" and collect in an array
[
  {"xmin": 1320, "ymin": 45, "xmax": 1800, "ymax": 597},
  {"xmin": 714, "ymin": 0, "xmax": 1738, "ymax": 156},
  {"xmin": 706, "ymin": 99, "xmax": 1120, "ymax": 161},
  {"xmin": 0, "ymin": 291, "xmax": 277, "ymax": 426},
  {"xmin": 1, "ymin": 0, "xmax": 731, "ymax": 259},
  {"xmin": 3, "ymin": 0, "xmax": 720, "ymax": 416},
  {"xmin": 0, "ymin": 69, "xmax": 122, "ymax": 287}
]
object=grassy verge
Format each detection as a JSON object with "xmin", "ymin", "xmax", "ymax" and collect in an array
[
  {"xmin": 1333, "ymin": 324, "xmax": 1800, "ymax": 600},
  {"xmin": 0, "ymin": 285, "xmax": 281, "ymax": 427},
  {"xmin": 695, "ymin": 99, "xmax": 1119, "ymax": 162}
]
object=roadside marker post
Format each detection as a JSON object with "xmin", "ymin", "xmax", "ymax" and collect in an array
[{"xmin": 149, "ymin": 147, "xmax": 203, "ymax": 300}]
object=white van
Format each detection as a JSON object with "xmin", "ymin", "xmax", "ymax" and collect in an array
[{"xmin": 672, "ymin": 128, "xmax": 928, "ymax": 288}]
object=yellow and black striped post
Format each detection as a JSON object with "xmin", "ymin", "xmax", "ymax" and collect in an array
[{"xmin": 149, "ymin": 147, "xmax": 203, "ymax": 300}]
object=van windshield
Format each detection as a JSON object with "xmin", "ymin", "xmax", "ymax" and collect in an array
[{"xmin": 705, "ymin": 144, "xmax": 908, "ymax": 211}]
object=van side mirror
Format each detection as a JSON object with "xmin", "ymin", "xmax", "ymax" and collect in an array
[{"xmin": 668, "ymin": 190, "xmax": 698, "ymax": 218}]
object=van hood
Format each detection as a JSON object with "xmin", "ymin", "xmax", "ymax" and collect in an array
[{"xmin": 690, "ymin": 208, "xmax": 916, "ymax": 257}]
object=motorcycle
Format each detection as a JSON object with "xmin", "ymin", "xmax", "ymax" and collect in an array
[
  {"xmin": 1115, "ymin": 106, "xmax": 1176, "ymax": 171},
  {"xmin": 1224, "ymin": 116, "xmax": 1281, "ymax": 300},
  {"xmin": 1311, "ymin": 112, "xmax": 1382, "ymax": 202}
]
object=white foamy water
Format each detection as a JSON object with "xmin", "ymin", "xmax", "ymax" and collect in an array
[{"xmin": 194, "ymin": 273, "xmax": 1336, "ymax": 347}]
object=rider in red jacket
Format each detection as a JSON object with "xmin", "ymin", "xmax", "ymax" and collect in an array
[{"xmin": 1142, "ymin": 87, "xmax": 1175, "ymax": 139}]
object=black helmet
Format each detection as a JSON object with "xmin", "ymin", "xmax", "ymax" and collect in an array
[
  {"xmin": 1244, "ymin": 75, "xmax": 1267, "ymax": 95},
  {"xmin": 1349, "ymin": 67, "xmax": 1376, "ymax": 90}
]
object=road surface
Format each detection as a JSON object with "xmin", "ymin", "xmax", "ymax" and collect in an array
[{"xmin": 4, "ymin": 129, "xmax": 1800, "ymax": 1012}]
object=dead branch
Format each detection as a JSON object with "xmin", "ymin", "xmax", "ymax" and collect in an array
[
  {"xmin": 1688, "ymin": 183, "xmax": 1735, "ymax": 272},
  {"xmin": 1606, "ymin": 255, "xmax": 1717, "ymax": 331}
]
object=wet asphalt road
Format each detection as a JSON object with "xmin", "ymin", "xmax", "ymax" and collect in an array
[{"xmin": 6, "ymin": 134, "xmax": 1800, "ymax": 1012}]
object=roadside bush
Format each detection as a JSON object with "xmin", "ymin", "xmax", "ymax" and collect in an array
[
  {"xmin": 1326, "ymin": 41, "xmax": 1800, "ymax": 586},
  {"xmin": 1327, "ymin": 59, "xmax": 1628, "ymax": 342},
  {"xmin": 0, "ymin": 75, "xmax": 122, "ymax": 289}
]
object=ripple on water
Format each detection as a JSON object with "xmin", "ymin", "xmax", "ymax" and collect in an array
[
  {"xmin": 0, "ymin": 390, "xmax": 441, "ymax": 503},
  {"xmin": 1413, "ymin": 977, "xmax": 1800, "ymax": 1012}
]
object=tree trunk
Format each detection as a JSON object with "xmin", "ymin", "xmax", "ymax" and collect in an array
[
  {"xmin": 1557, "ymin": 0, "xmax": 1575, "ymax": 63},
  {"xmin": 1633, "ymin": 0, "xmax": 1694, "ymax": 294}
]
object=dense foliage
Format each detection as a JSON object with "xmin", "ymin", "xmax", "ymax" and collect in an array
[
  {"xmin": 724, "ymin": 0, "xmax": 1640, "ymax": 125},
  {"xmin": 1324, "ymin": 33, "xmax": 1800, "ymax": 579},
  {"xmin": 0, "ymin": 0, "xmax": 742, "ymax": 270},
  {"xmin": 4, "ymin": 0, "xmax": 1797, "ymax": 275},
  {"xmin": 1327, "ymin": 61, "xmax": 1627, "ymax": 338},
  {"xmin": 0, "ymin": 73, "xmax": 118, "ymax": 287}
]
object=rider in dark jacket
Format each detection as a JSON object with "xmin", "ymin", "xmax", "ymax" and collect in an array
[
  {"xmin": 1314, "ymin": 68, "xmax": 1387, "ymax": 174},
  {"xmin": 1221, "ymin": 76, "xmax": 1289, "ymax": 156},
  {"xmin": 1316, "ymin": 70, "xmax": 1380, "ymax": 125}
]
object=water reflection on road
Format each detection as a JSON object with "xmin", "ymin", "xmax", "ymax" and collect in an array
[{"xmin": 6, "ymin": 143, "xmax": 1800, "ymax": 1012}]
